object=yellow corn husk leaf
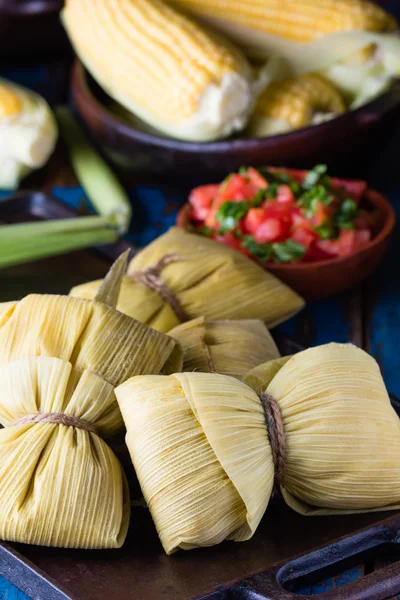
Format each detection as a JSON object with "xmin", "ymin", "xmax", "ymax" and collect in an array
[
  {"xmin": 116, "ymin": 372, "xmax": 273, "ymax": 554},
  {"xmin": 0, "ymin": 77, "xmax": 57, "ymax": 190},
  {"xmin": 169, "ymin": 317, "xmax": 280, "ymax": 379},
  {"xmin": 0, "ymin": 255, "xmax": 182, "ymax": 549},
  {"xmin": 70, "ymin": 227, "xmax": 305, "ymax": 332},
  {"xmin": 62, "ymin": 0, "xmax": 255, "ymax": 142},
  {"xmin": 245, "ymin": 343, "xmax": 400, "ymax": 515},
  {"xmin": 249, "ymin": 74, "xmax": 346, "ymax": 137}
]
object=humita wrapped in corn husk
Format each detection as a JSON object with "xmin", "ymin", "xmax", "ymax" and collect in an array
[
  {"xmin": 115, "ymin": 343, "xmax": 400, "ymax": 554},
  {"xmin": 169, "ymin": 317, "xmax": 280, "ymax": 380},
  {"xmin": 0, "ymin": 254, "xmax": 182, "ymax": 549},
  {"xmin": 70, "ymin": 227, "xmax": 304, "ymax": 333}
]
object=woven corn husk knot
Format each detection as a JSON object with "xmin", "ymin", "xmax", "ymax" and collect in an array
[
  {"xmin": 259, "ymin": 392, "xmax": 286, "ymax": 487},
  {"xmin": 130, "ymin": 253, "xmax": 186, "ymax": 322},
  {"xmin": 10, "ymin": 412, "xmax": 97, "ymax": 435}
]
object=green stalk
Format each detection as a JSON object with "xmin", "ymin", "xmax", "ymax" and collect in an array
[
  {"xmin": 0, "ymin": 214, "xmax": 116, "ymax": 240},
  {"xmin": 56, "ymin": 106, "xmax": 132, "ymax": 234},
  {"xmin": 0, "ymin": 228, "xmax": 118, "ymax": 269}
]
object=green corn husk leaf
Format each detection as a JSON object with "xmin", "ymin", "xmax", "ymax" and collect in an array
[
  {"xmin": 116, "ymin": 343, "xmax": 400, "ymax": 555},
  {"xmin": 0, "ymin": 224, "xmax": 118, "ymax": 270},
  {"xmin": 70, "ymin": 227, "xmax": 305, "ymax": 332},
  {"xmin": 56, "ymin": 106, "xmax": 132, "ymax": 234},
  {"xmin": 169, "ymin": 317, "xmax": 280, "ymax": 380},
  {"xmin": 0, "ymin": 253, "xmax": 182, "ymax": 550}
]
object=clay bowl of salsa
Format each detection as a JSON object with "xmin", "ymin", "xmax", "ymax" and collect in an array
[{"xmin": 176, "ymin": 165, "xmax": 395, "ymax": 300}]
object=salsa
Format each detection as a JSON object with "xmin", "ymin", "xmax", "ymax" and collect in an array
[{"xmin": 187, "ymin": 165, "xmax": 375, "ymax": 265}]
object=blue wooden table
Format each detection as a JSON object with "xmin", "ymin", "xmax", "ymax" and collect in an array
[{"xmin": 1, "ymin": 55, "xmax": 400, "ymax": 599}]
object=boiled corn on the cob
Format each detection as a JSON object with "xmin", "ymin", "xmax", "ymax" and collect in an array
[
  {"xmin": 62, "ymin": 0, "xmax": 255, "ymax": 141},
  {"xmin": 249, "ymin": 74, "xmax": 346, "ymax": 136},
  {"xmin": 0, "ymin": 78, "xmax": 57, "ymax": 189},
  {"xmin": 169, "ymin": 0, "xmax": 400, "ymax": 108},
  {"xmin": 169, "ymin": 0, "xmax": 397, "ymax": 43}
]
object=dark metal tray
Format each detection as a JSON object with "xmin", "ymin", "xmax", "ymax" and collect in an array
[{"xmin": 0, "ymin": 192, "xmax": 400, "ymax": 600}]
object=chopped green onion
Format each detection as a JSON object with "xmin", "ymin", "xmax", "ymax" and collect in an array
[{"xmin": 56, "ymin": 106, "xmax": 132, "ymax": 234}]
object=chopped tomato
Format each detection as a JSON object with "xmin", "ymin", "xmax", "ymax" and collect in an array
[
  {"xmin": 213, "ymin": 232, "xmax": 241, "ymax": 250},
  {"xmin": 218, "ymin": 174, "xmax": 258, "ymax": 204},
  {"xmin": 354, "ymin": 229, "xmax": 371, "ymax": 248},
  {"xmin": 204, "ymin": 206, "xmax": 219, "ymax": 229},
  {"xmin": 305, "ymin": 243, "xmax": 336, "ymax": 262},
  {"xmin": 339, "ymin": 229, "xmax": 355, "ymax": 256},
  {"xmin": 186, "ymin": 164, "xmax": 374, "ymax": 266},
  {"xmin": 291, "ymin": 226, "xmax": 318, "ymax": 249},
  {"xmin": 189, "ymin": 184, "xmax": 220, "ymax": 220},
  {"xmin": 309, "ymin": 201, "xmax": 334, "ymax": 227},
  {"xmin": 277, "ymin": 184, "xmax": 295, "ymax": 204},
  {"xmin": 254, "ymin": 218, "xmax": 284, "ymax": 243},
  {"xmin": 315, "ymin": 239, "xmax": 341, "ymax": 257},
  {"xmin": 244, "ymin": 167, "xmax": 268, "ymax": 189},
  {"xmin": 244, "ymin": 208, "xmax": 265, "ymax": 235},
  {"xmin": 330, "ymin": 178, "xmax": 367, "ymax": 203}
]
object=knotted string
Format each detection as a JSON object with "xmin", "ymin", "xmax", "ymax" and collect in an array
[
  {"xmin": 259, "ymin": 392, "xmax": 286, "ymax": 487},
  {"xmin": 10, "ymin": 412, "xmax": 97, "ymax": 435},
  {"xmin": 129, "ymin": 253, "xmax": 186, "ymax": 322}
]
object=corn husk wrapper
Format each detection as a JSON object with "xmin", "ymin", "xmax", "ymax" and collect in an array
[
  {"xmin": 116, "ymin": 371, "xmax": 273, "ymax": 554},
  {"xmin": 168, "ymin": 317, "xmax": 280, "ymax": 380},
  {"xmin": 244, "ymin": 343, "xmax": 400, "ymax": 516},
  {"xmin": 70, "ymin": 228, "xmax": 304, "ymax": 333},
  {"xmin": 0, "ymin": 255, "xmax": 182, "ymax": 549},
  {"xmin": 116, "ymin": 343, "xmax": 400, "ymax": 554}
]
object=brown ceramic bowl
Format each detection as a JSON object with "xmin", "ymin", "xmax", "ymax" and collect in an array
[
  {"xmin": 0, "ymin": 0, "xmax": 66, "ymax": 59},
  {"xmin": 177, "ymin": 189, "xmax": 396, "ymax": 300},
  {"xmin": 71, "ymin": 60, "xmax": 400, "ymax": 184}
]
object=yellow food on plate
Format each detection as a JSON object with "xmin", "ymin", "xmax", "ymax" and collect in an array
[
  {"xmin": 0, "ymin": 78, "xmax": 57, "ymax": 189},
  {"xmin": 116, "ymin": 343, "xmax": 400, "ymax": 554},
  {"xmin": 0, "ymin": 254, "xmax": 182, "ymax": 549},
  {"xmin": 62, "ymin": 0, "xmax": 257, "ymax": 142},
  {"xmin": 169, "ymin": 316, "xmax": 280, "ymax": 379},
  {"xmin": 70, "ymin": 227, "xmax": 305, "ymax": 332},
  {"xmin": 248, "ymin": 73, "xmax": 346, "ymax": 136},
  {"xmin": 169, "ymin": 0, "xmax": 400, "ymax": 107}
]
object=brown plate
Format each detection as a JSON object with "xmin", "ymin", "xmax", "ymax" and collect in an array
[
  {"xmin": 71, "ymin": 60, "xmax": 400, "ymax": 183},
  {"xmin": 0, "ymin": 0, "xmax": 67, "ymax": 59},
  {"xmin": 177, "ymin": 189, "xmax": 396, "ymax": 300}
]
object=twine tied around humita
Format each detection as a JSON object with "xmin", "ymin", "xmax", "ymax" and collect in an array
[
  {"xmin": 259, "ymin": 392, "xmax": 286, "ymax": 487},
  {"xmin": 10, "ymin": 412, "xmax": 97, "ymax": 434},
  {"xmin": 129, "ymin": 253, "xmax": 186, "ymax": 322}
]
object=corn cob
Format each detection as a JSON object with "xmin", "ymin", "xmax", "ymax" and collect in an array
[
  {"xmin": 0, "ymin": 78, "xmax": 57, "ymax": 189},
  {"xmin": 168, "ymin": 0, "xmax": 397, "ymax": 43},
  {"xmin": 0, "ymin": 84, "xmax": 22, "ymax": 118},
  {"xmin": 62, "ymin": 0, "xmax": 255, "ymax": 141},
  {"xmin": 249, "ymin": 74, "xmax": 346, "ymax": 136}
]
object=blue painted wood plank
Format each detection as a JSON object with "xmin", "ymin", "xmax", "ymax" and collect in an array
[
  {"xmin": 0, "ymin": 576, "xmax": 29, "ymax": 600},
  {"xmin": 364, "ymin": 119, "xmax": 400, "ymax": 398}
]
